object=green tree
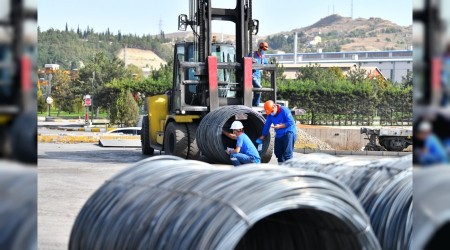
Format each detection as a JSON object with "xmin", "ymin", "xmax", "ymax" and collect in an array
[
  {"xmin": 76, "ymin": 52, "xmax": 131, "ymax": 114},
  {"xmin": 346, "ymin": 65, "xmax": 368, "ymax": 84},
  {"xmin": 37, "ymin": 90, "xmax": 46, "ymax": 113},
  {"xmin": 110, "ymin": 90, "xmax": 139, "ymax": 127},
  {"xmin": 401, "ymin": 71, "xmax": 413, "ymax": 88},
  {"xmin": 51, "ymin": 70, "xmax": 73, "ymax": 116}
]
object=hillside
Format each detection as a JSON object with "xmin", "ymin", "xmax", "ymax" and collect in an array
[
  {"xmin": 293, "ymin": 14, "xmax": 413, "ymax": 52},
  {"xmin": 117, "ymin": 48, "xmax": 166, "ymax": 70},
  {"xmin": 38, "ymin": 15, "xmax": 411, "ymax": 70},
  {"xmin": 163, "ymin": 15, "xmax": 412, "ymax": 53}
]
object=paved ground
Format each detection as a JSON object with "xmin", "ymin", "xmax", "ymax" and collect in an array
[
  {"xmin": 37, "ymin": 118, "xmax": 410, "ymax": 249},
  {"xmin": 38, "ymin": 141, "xmax": 403, "ymax": 250}
]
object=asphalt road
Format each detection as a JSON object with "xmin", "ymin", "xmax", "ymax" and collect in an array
[{"xmin": 38, "ymin": 142, "xmax": 398, "ymax": 250}]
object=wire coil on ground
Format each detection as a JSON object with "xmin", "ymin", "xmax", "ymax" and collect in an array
[
  {"xmin": 0, "ymin": 167, "xmax": 37, "ymax": 250},
  {"xmin": 282, "ymin": 153, "xmax": 412, "ymax": 250},
  {"xmin": 196, "ymin": 105, "xmax": 273, "ymax": 164},
  {"xmin": 69, "ymin": 155, "xmax": 380, "ymax": 250},
  {"xmin": 413, "ymin": 166, "xmax": 450, "ymax": 250}
]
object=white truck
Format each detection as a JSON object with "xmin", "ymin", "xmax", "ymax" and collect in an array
[{"xmin": 360, "ymin": 127, "xmax": 412, "ymax": 151}]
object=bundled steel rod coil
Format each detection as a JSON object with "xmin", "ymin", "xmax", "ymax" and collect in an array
[
  {"xmin": 282, "ymin": 153, "xmax": 412, "ymax": 250},
  {"xmin": 70, "ymin": 155, "xmax": 380, "ymax": 250},
  {"xmin": 196, "ymin": 105, "xmax": 274, "ymax": 164},
  {"xmin": 412, "ymin": 166, "xmax": 450, "ymax": 250},
  {"xmin": 0, "ymin": 167, "xmax": 37, "ymax": 250}
]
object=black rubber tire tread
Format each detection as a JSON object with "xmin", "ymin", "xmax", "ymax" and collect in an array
[
  {"xmin": 187, "ymin": 123, "xmax": 201, "ymax": 160},
  {"xmin": 380, "ymin": 137, "xmax": 404, "ymax": 152},
  {"xmin": 11, "ymin": 113, "xmax": 36, "ymax": 164},
  {"xmin": 141, "ymin": 116, "xmax": 154, "ymax": 155},
  {"xmin": 164, "ymin": 122, "xmax": 189, "ymax": 159}
]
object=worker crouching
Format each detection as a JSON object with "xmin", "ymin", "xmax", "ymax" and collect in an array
[{"xmin": 223, "ymin": 121, "xmax": 261, "ymax": 166}]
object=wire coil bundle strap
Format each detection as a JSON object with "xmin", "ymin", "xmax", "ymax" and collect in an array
[
  {"xmin": 282, "ymin": 153, "xmax": 412, "ymax": 250},
  {"xmin": 70, "ymin": 155, "xmax": 380, "ymax": 250},
  {"xmin": 196, "ymin": 105, "xmax": 273, "ymax": 164}
]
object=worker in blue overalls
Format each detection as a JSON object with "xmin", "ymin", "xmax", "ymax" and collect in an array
[
  {"xmin": 223, "ymin": 121, "xmax": 261, "ymax": 166},
  {"xmin": 249, "ymin": 42, "xmax": 269, "ymax": 106},
  {"xmin": 257, "ymin": 100, "xmax": 297, "ymax": 164}
]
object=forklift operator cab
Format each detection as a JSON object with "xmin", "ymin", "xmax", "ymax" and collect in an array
[{"xmin": 173, "ymin": 42, "xmax": 237, "ymax": 109}]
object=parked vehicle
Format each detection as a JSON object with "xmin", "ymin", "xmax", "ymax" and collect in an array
[{"xmin": 99, "ymin": 127, "xmax": 141, "ymax": 147}]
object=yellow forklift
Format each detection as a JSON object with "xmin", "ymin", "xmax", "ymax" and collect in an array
[{"xmin": 141, "ymin": 0, "xmax": 277, "ymax": 163}]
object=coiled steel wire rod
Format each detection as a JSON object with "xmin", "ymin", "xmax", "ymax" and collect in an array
[
  {"xmin": 282, "ymin": 153, "xmax": 412, "ymax": 250},
  {"xmin": 70, "ymin": 155, "xmax": 380, "ymax": 250},
  {"xmin": 196, "ymin": 105, "xmax": 273, "ymax": 164},
  {"xmin": 412, "ymin": 166, "xmax": 450, "ymax": 250},
  {"xmin": 0, "ymin": 167, "xmax": 37, "ymax": 250}
]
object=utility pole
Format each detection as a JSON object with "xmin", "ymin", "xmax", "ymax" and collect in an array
[
  {"xmin": 91, "ymin": 71, "xmax": 95, "ymax": 124},
  {"xmin": 351, "ymin": 0, "xmax": 353, "ymax": 19}
]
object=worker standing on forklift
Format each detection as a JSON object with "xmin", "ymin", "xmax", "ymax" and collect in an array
[
  {"xmin": 250, "ymin": 42, "xmax": 269, "ymax": 106},
  {"xmin": 257, "ymin": 100, "xmax": 297, "ymax": 164},
  {"xmin": 223, "ymin": 121, "xmax": 261, "ymax": 166}
]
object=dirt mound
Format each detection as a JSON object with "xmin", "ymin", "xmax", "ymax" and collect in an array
[
  {"xmin": 296, "ymin": 128, "xmax": 334, "ymax": 150},
  {"xmin": 117, "ymin": 48, "xmax": 166, "ymax": 70}
]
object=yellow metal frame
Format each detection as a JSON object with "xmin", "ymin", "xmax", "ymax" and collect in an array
[
  {"xmin": 0, "ymin": 115, "xmax": 12, "ymax": 125},
  {"xmin": 146, "ymin": 95, "xmax": 200, "ymax": 146}
]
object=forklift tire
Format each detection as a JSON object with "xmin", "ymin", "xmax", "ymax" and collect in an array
[
  {"xmin": 10, "ymin": 113, "xmax": 37, "ymax": 164},
  {"xmin": 187, "ymin": 123, "xmax": 200, "ymax": 160},
  {"xmin": 141, "ymin": 116, "xmax": 154, "ymax": 155},
  {"xmin": 164, "ymin": 122, "xmax": 189, "ymax": 159}
]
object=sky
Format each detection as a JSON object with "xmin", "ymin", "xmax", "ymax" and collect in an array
[{"xmin": 36, "ymin": 0, "xmax": 413, "ymax": 37}]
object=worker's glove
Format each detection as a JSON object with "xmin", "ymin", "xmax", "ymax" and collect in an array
[
  {"xmin": 255, "ymin": 138, "xmax": 263, "ymax": 144},
  {"xmin": 252, "ymin": 58, "xmax": 257, "ymax": 63}
]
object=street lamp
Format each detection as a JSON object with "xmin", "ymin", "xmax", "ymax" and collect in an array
[{"xmin": 46, "ymin": 73, "xmax": 53, "ymax": 117}]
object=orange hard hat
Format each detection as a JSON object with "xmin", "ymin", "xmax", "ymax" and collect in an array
[{"xmin": 264, "ymin": 100, "xmax": 275, "ymax": 115}]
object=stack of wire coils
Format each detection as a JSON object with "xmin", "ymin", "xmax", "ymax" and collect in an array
[
  {"xmin": 69, "ymin": 155, "xmax": 380, "ymax": 250},
  {"xmin": 0, "ymin": 167, "xmax": 37, "ymax": 250},
  {"xmin": 413, "ymin": 166, "xmax": 450, "ymax": 250},
  {"xmin": 196, "ymin": 105, "xmax": 273, "ymax": 164},
  {"xmin": 282, "ymin": 153, "xmax": 412, "ymax": 249}
]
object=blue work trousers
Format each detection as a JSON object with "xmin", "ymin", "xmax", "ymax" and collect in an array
[
  {"xmin": 230, "ymin": 153, "xmax": 259, "ymax": 166},
  {"xmin": 252, "ymin": 77, "xmax": 262, "ymax": 106},
  {"xmin": 274, "ymin": 131, "xmax": 296, "ymax": 164}
]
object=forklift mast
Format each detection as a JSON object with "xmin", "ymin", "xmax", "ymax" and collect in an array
[
  {"xmin": 174, "ymin": 0, "xmax": 276, "ymax": 112},
  {"xmin": 413, "ymin": 0, "xmax": 445, "ymax": 105},
  {"xmin": 0, "ymin": 0, "xmax": 37, "ymax": 163},
  {"xmin": 0, "ymin": 0, "xmax": 37, "ymax": 110},
  {"xmin": 179, "ymin": 0, "xmax": 258, "ymax": 63}
]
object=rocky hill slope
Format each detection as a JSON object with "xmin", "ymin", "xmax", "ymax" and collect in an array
[{"xmin": 165, "ymin": 14, "xmax": 412, "ymax": 52}]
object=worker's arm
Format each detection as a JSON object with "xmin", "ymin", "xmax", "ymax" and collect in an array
[
  {"xmin": 226, "ymin": 146, "xmax": 241, "ymax": 155},
  {"xmin": 259, "ymin": 116, "xmax": 272, "ymax": 140},
  {"xmin": 222, "ymin": 130, "xmax": 237, "ymax": 140}
]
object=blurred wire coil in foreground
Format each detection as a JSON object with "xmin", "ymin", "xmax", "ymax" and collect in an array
[
  {"xmin": 282, "ymin": 153, "xmax": 412, "ymax": 250},
  {"xmin": 413, "ymin": 166, "xmax": 450, "ymax": 250},
  {"xmin": 69, "ymin": 155, "xmax": 380, "ymax": 250},
  {"xmin": 0, "ymin": 167, "xmax": 37, "ymax": 250}
]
